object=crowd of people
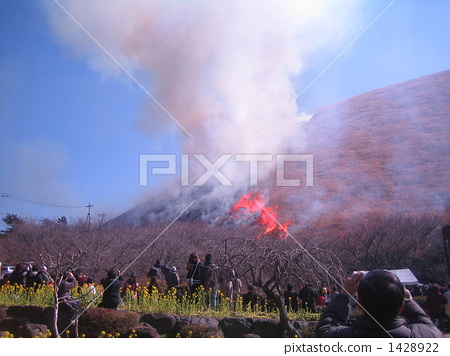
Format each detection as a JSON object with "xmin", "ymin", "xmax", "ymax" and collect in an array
[{"xmin": 1, "ymin": 258, "xmax": 449, "ymax": 338}]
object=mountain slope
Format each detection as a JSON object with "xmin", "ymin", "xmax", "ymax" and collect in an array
[
  {"xmin": 275, "ymin": 69, "xmax": 450, "ymax": 225},
  {"xmin": 112, "ymin": 70, "xmax": 450, "ymax": 227}
]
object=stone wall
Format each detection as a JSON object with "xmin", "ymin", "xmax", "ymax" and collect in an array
[{"xmin": 0, "ymin": 306, "xmax": 317, "ymax": 338}]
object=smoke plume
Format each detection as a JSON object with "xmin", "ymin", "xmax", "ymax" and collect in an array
[{"xmin": 44, "ymin": 0, "xmax": 362, "ymax": 221}]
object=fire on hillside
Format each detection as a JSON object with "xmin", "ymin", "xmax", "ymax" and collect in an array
[{"xmin": 228, "ymin": 193, "xmax": 290, "ymax": 239}]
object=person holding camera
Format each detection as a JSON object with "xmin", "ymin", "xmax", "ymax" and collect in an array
[
  {"xmin": 99, "ymin": 269, "xmax": 124, "ymax": 310},
  {"xmin": 58, "ymin": 272, "xmax": 77, "ymax": 299},
  {"xmin": 315, "ymin": 270, "xmax": 443, "ymax": 338}
]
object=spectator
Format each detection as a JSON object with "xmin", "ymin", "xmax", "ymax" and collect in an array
[
  {"xmin": 329, "ymin": 287, "xmax": 339, "ymax": 302},
  {"xmin": 325, "ymin": 287, "xmax": 334, "ymax": 305},
  {"xmin": 87, "ymin": 277, "xmax": 96, "ymax": 300},
  {"xmin": 298, "ymin": 282, "xmax": 319, "ymax": 313},
  {"xmin": 186, "ymin": 253, "xmax": 204, "ymax": 294},
  {"xmin": 411, "ymin": 284, "xmax": 423, "ymax": 297},
  {"xmin": 58, "ymin": 272, "xmax": 77, "ymax": 299},
  {"xmin": 148, "ymin": 276, "xmax": 161, "ymax": 295},
  {"xmin": 204, "ymin": 253, "xmax": 213, "ymax": 267},
  {"xmin": 153, "ymin": 259, "xmax": 165, "ymax": 269},
  {"xmin": 425, "ymin": 284, "xmax": 446, "ymax": 330},
  {"xmin": 242, "ymin": 284, "xmax": 259, "ymax": 311},
  {"xmin": 202, "ymin": 254, "xmax": 219, "ymax": 309},
  {"xmin": 0, "ymin": 273, "xmax": 11, "ymax": 286},
  {"xmin": 26, "ymin": 264, "xmax": 44, "ymax": 290},
  {"xmin": 74, "ymin": 269, "xmax": 88, "ymax": 293},
  {"xmin": 40, "ymin": 266, "xmax": 52, "ymax": 285},
  {"xmin": 57, "ymin": 271, "xmax": 81, "ymax": 320},
  {"xmin": 231, "ymin": 270, "xmax": 242, "ymax": 303},
  {"xmin": 147, "ymin": 260, "xmax": 166, "ymax": 281},
  {"xmin": 283, "ymin": 284, "xmax": 299, "ymax": 312},
  {"xmin": 167, "ymin": 267, "xmax": 180, "ymax": 290},
  {"xmin": 315, "ymin": 270, "xmax": 443, "ymax": 337},
  {"xmin": 121, "ymin": 273, "xmax": 138, "ymax": 298},
  {"xmin": 316, "ymin": 290, "xmax": 326, "ymax": 307},
  {"xmin": 9, "ymin": 263, "xmax": 27, "ymax": 287},
  {"xmin": 444, "ymin": 284, "xmax": 450, "ymax": 331},
  {"xmin": 99, "ymin": 269, "xmax": 124, "ymax": 310}
]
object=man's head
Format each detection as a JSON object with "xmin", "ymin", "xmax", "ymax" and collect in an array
[
  {"xmin": 107, "ymin": 269, "xmax": 117, "ymax": 279},
  {"xmin": 357, "ymin": 270, "xmax": 405, "ymax": 321}
]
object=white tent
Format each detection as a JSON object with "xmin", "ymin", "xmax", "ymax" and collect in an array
[{"xmin": 389, "ymin": 269, "xmax": 419, "ymax": 285}]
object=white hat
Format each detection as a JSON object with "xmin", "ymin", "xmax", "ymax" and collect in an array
[{"xmin": 171, "ymin": 266, "xmax": 177, "ymax": 272}]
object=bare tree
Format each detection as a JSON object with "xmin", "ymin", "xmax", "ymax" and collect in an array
[
  {"xmin": 203, "ymin": 228, "xmax": 346, "ymax": 337},
  {"xmin": 333, "ymin": 213, "xmax": 441, "ymax": 273}
]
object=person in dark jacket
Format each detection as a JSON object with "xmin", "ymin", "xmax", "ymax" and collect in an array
[
  {"xmin": 425, "ymin": 284, "xmax": 446, "ymax": 330},
  {"xmin": 298, "ymin": 282, "xmax": 319, "ymax": 313},
  {"xmin": 186, "ymin": 253, "xmax": 204, "ymax": 294},
  {"xmin": 242, "ymin": 284, "xmax": 260, "ymax": 311},
  {"xmin": 315, "ymin": 270, "xmax": 443, "ymax": 338},
  {"xmin": 284, "ymin": 284, "xmax": 299, "ymax": 312},
  {"xmin": 9, "ymin": 263, "xmax": 28, "ymax": 287},
  {"xmin": 26, "ymin": 264, "xmax": 45, "ymax": 290},
  {"xmin": 99, "ymin": 269, "xmax": 124, "ymax": 310}
]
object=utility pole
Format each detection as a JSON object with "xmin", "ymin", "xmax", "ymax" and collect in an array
[
  {"xmin": 99, "ymin": 211, "xmax": 106, "ymax": 228},
  {"xmin": 85, "ymin": 203, "xmax": 93, "ymax": 230}
]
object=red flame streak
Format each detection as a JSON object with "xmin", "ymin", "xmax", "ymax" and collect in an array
[{"xmin": 230, "ymin": 193, "xmax": 290, "ymax": 239}]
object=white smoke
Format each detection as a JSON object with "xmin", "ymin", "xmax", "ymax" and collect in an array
[{"xmin": 43, "ymin": 0, "xmax": 363, "ymax": 219}]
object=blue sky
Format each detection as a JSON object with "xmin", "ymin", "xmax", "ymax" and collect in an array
[{"xmin": 0, "ymin": 0, "xmax": 449, "ymax": 226}]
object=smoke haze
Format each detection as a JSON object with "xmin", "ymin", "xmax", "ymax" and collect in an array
[{"xmin": 44, "ymin": 0, "xmax": 361, "ymax": 194}]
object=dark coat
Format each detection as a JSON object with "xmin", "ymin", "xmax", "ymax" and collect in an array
[
  {"xmin": 26, "ymin": 270, "xmax": 44, "ymax": 288},
  {"xmin": 186, "ymin": 261, "xmax": 204, "ymax": 285},
  {"xmin": 100, "ymin": 275, "xmax": 124, "ymax": 309},
  {"xmin": 425, "ymin": 290, "xmax": 446, "ymax": 316},
  {"xmin": 242, "ymin": 291, "xmax": 259, "ymax": 311},
  {"xmin": 315, "ymin": 293, "xmax": 443, "ymax": 338},
  {"xmin": 58, "ymin": 277, "xmax": 77, "ymax": 299},
  {"xmin": 298, "ymin": 286, "xmax": 319, "ymax": 312},
  {"xmin": 167, "ymin": 271, "xmax": 180, "ymax": 288},
  {"xmin": 9, "ymin": 269, "xmax": 27, "ymax": 287}
]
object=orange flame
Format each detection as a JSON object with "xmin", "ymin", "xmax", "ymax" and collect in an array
[{"xmin": 229, "ymin": 193, "xmax": 290, "ymax": 239}]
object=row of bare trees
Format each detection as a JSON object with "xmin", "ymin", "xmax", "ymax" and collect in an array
[
  {"xmin": 1, "ymin": 212, "xmax": 447, "ymax": 285},
  {"xmin": 0, "ymin": 211, "xmax": 447, "ymax": 337}
]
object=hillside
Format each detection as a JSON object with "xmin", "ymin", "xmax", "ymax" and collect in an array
[
  {"xmin": 275, "ymin": 69, "xmax": 450, "ymax": 226},
  {"xmin": 112, "ymin": 70, "xmax": 450, "ymax": 228}
]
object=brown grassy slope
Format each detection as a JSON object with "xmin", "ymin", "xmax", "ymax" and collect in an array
[
  {"xmin": 111, "ymin": 70, "xmax": 449, "ymax": 229},
  {"xmin": 271, "ymin": 70, "xmax": 450, "ymax": 227}
]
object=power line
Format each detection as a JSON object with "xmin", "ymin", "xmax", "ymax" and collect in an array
[{"xmin": 5, "ymin": 194, "xmax": 86, "ymax": 209}]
